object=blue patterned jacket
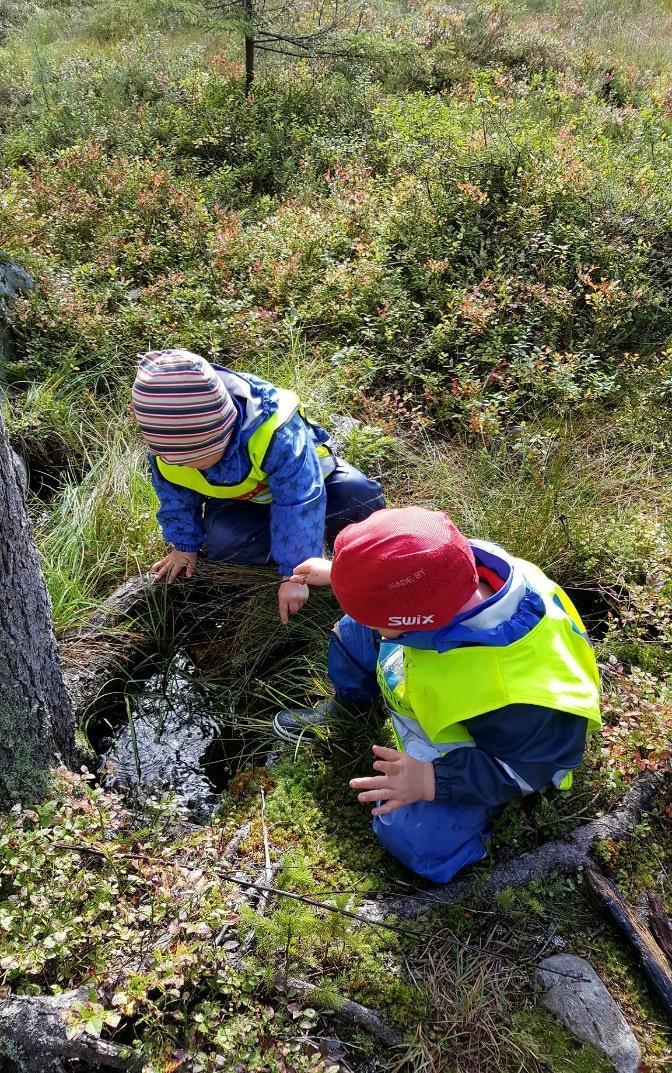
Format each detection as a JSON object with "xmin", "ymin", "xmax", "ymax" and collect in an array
[{"xmin": 148, "ymin": 366, "xmax": 329, "ymax": 576}]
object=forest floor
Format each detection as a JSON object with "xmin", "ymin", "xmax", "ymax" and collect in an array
[{"xmin": 1, "ymin": 0, "xmax": 671, "ymax": 1069}]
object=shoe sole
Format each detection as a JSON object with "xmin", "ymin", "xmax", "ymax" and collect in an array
[{"xmin": 272, "ymin": 713, "xmax": 323, "ymax": 745}]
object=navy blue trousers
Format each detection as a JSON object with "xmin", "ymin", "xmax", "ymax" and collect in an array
[
  {"xmin": 203, "ymin": 458, "xmax": 385, "ymax": 566},
  {"xmin": 329, "ymin": 614, "xmax": 491, "ymax": 884}
]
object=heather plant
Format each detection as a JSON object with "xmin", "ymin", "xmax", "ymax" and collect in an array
[{"xmin": 1, "ymin": 1, "xmax": 672, "ymax": 1067}]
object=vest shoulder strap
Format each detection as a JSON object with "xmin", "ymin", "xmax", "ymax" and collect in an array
[{"xmin": 246, "ymin": 387, "xmax": 300, "ymax": 472}]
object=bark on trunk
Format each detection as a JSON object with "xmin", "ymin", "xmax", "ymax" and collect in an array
[
  {"xmin": 245, "ymin": 34, "xmax": 255, "ymax": 93},
  {"xmin": 0, "ymin": 988, "xmax": 142, "ymax": 1071},
  {"xmin": 0, "ymin": 410, "xmax": 74, "ymax": 805},
  {"xmin": 243, "ymin": 0, "xmax": 254, "ymax": 93}
]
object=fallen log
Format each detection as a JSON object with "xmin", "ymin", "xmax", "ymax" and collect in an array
[
  {"xmin": 649, "ymin": 892, "xmax": 672, "ymax": 965},
  {"xmin": 0, "ymin": 988, "xmax": 142, "ymax": 1072},
  {"xmin": 359, "ymin": 772, "xmax": 666, "ymax": 921},
  {"xmin": 60, "ymin": 575, "xmax": 152, "ymax": 723},
  {"xmin": 586, "ymin": 869, "xmax": 672, "ymax": 1020}
]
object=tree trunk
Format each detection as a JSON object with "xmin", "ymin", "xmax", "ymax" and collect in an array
[
  {"xmin": 0, "ymin": 410, "xmax": 74, "ymax": 806},
  {"xmin": 244, "ymin": 34, "xmax": 254, "ymax": 93},
  {"xmin": 242, "ymin": 0, "xmax": 254, "ymax": 93}
]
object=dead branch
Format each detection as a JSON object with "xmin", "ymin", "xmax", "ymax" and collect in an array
[
  {"xmin": 586, "ymin": 868, "xmax": 672, "ymax": 1018},
  {"xmin": 254, "ymin": 42, "xmax": 355, "ymax": 58},
  {"xmin": 359, "ymin": 773, "xmax": 666, "ymax": 921},
  {"xmin": 277, "ymin": 975, "xmax": 402, "ymax": 1047},
  {"xmin": 54, "ymin": 842, "xmax": 426, "ymax": 939},
  {"xmin": 221, "ymin": 821, "xmax": 252, "ymax": 862},
  {"xmin": 0, "ymin": 988, "xmax": 142, "ymax": 1072},
  {"xmin": 256, "ymin": 788, "xmax": 273, "ymax": 916},
  {"xmin": 255, "ymin": 23, "xmax": 339, "ymax": 42},
  {"xmin": 649, "ymin": 892, "xmax": 672, "ymax": 964}
]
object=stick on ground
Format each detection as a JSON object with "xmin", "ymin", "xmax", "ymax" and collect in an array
[
  {"xmin": 586, "ymin": 868, "xmax": 672, "ymax": 1019},
  {"xmin": 359, "ymin": 772, "xmax": 666, "ymax": 921},
  {"xmin": 648, "ymin": 892, "xmax": 672, "ymax": 965},
  {"xmin": 278, "ymin": 975, "xmax": 403, "ymax": 1048}
]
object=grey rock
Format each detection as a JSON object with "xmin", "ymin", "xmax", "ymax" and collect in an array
[
  {"xmin": 0, "ymin": 258, "xmax": 33, "ymax": 304},
  {"xmin": 537, "ymin": 954, "xmax": 641, "ymax": 1073},
  {"xmin": 328, "ymin": 413, "xmax": 361, "ymax": 455},
  {"xmin": 0, "ymin": 256, "xmax": 34, "ymax": 373}
]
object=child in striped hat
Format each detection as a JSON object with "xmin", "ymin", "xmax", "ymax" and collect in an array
[{"xmin": 132, "ymin": 349, "xmax": 385, "ymax": 624}]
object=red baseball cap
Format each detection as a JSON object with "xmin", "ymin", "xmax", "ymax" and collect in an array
[{"xmin": 330, "ymin": 507, "xmax": 478, "ymax": 631}]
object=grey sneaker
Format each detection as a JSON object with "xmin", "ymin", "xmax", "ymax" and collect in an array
[
  {"xmin": 273, "ymin": 697, "xmax": 378, "ymax": 746},
  {"xmin": 273, "ymin": 701, "xmax": 330, "ymax": 744}
]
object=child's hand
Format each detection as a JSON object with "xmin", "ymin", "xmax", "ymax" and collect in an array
[
  {"xmin": 290, "ymin": 557, "xmax": 332, "ymax": 587},
  {"xmin": 151, "ymin": 549, "xmax": 198, "ymax": 583},
  {"xmin": 278, "ymin": 580, "xmax": 309, "ymax": 625},
  {"xmin": 349, "ymin": 745, "xmax": 436, "ymax": 816}
]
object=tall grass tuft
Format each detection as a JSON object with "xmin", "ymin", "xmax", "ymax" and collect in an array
[{"xmin": 36, "ymin": 435, "xmax": 162, "ymax": 633}]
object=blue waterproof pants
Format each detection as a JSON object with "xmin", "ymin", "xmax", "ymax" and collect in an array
[
  {"xmin": 329, "ymin": 615, "xmax": 491, "ymax": 884},
  {"xmin": 203, "ymin": 459, "xmax": 385, "ymax": 565}
]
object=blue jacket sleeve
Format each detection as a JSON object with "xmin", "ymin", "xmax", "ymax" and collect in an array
[
  {"xmin": 148, "ymin": 456, "xmax": 205, "ymax": 553},
  {"xmin": 328, "ymin": 615, "xmax": 381, "ymax": 704},
  {"xmin": 262, "ymin": 413, "xmax": 326, "ymax": 577},
  {"xmin": 432, "ymin": 705, "xmax": 588, "ymax": 808}
]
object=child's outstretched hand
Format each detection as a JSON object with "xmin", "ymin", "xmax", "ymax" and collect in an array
[
  {"xmin": 151, "ymin": 549, "xmax": 198, "ymax": 583},
  {"xmin": 349, "ymin": 745, "xmax": 436, "ymax": 816},
  {"xmin": 278, "ymin": 580, "xmax": 309, "ymax": 625},
  {"xmin": 289, "ymin": 557, "xmax": 332, "ymax": 587}
]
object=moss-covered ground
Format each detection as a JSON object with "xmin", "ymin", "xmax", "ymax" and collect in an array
[{"xmin": 1, "ymin": 0, "xmax": 671, "ymax": 1068}]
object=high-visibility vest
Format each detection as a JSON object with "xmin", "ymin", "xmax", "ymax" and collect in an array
[
  {"xmin": 156, "ymin": 386, "xmax": 334, "ymax": 505},
  {"xmin": 377, "ymin": 561, "xmax": 601, "ymax": 788}
]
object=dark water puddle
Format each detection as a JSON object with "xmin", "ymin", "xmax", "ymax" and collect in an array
[
  {"xmin": 98, "ymin": 651, "xmax": 240, "ymax": 823},
  {"xmin": 13, "ymin": 443, "xmax": 86, "ymax": 501},
  {"xmin": 564, "ymin": 584, "xmax": 619, "ymax": 641},
  {"xmin": 90, "ymin": 577, "xmax": 613, "ymax": 825}
]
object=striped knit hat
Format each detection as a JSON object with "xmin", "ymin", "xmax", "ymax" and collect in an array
[{"xmin": 132, "ymin": 350, "xmax": 238, "ymax": 465}]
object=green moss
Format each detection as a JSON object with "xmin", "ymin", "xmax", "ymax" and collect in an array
[
  {"xmin": 2, "ymin": 0, "xmax": 672, "ymax": 1068},
  {"xmin": 511, "ymin": 1010, "xmax": 612, "ymax": 1073}
]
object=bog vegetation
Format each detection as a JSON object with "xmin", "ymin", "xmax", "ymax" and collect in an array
[{"xmin": 0, "ymin": 0, "xmax": 671, "ymax": 1070}]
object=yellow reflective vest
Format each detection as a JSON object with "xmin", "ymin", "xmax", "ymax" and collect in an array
[
  {"xmin": 156, "ymin": 385, "xmax": 334, "ymax": 504},
  {"xmin": 377, "ymin": 560, "xmax": 601, "ymax": 788}
]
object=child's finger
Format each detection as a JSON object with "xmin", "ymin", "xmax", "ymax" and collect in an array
[
  {"xmin": 372, "ymin": 745, "xmax": 401, "ymax": 760},
  {"xmin": 349, "ymin": 775, "xmax": 387, "ymax": 791},
  {"xmin": 373, "ymin": 759, "xmax": 400, "ymax": 774},
  {"xmin": 357, "ymin": 788, "xmax": 394, "ymax": 803},
  {"xmin": 372, "ymin": 800, "xmax": 400, "ymax": 816},
  {"xmin": 169, "ymin": 560, "xmax": 187, "ymax": 583}
]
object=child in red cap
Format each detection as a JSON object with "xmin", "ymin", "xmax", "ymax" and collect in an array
[{"xmin": 274, "ymin": 507, "xmax": 601, "ymax": 883}]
